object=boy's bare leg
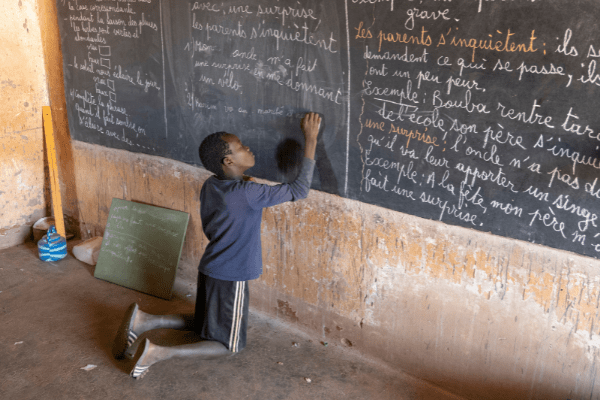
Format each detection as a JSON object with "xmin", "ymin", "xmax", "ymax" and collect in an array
[
  {"xmin": 130, "ymin": 338, "xmax": 231, "ymax": 379},
  {"xmin": 113, "ymin": 303, "xmax": 195, "ymax": 359}
]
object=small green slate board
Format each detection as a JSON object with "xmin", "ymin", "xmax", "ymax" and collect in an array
[{"xmin": 94, "ymin": 198, "xmax": 190, "ymax": 299}]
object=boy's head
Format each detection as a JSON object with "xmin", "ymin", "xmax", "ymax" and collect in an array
[
  {"xmin": 199, "ymin": 132, "xmax": 255, "ymax": 178},
  {"xmin": 199, "ymin": 132, "xmax": 232, "ymax": 176}
]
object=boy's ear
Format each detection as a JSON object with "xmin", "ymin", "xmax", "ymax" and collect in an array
[{"xmin": 222, "ymin": 155, "xmax": 234, "ymax": 167}]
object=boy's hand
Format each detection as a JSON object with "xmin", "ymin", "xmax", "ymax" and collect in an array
[
  {"xmin": 301, "ymin": 112, "xmax": 321, "ymax": 160},
  {"xmin": 301, "ymin": 113, "xmax": 321, "ymax": 143}
]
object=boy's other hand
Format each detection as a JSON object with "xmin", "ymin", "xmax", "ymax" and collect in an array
[
  {"xmin": 301, "ymin": 112, "xmax": 321, "ymax": 160},
  {"xmin": 301, "ymin": 112, "xmax": 321, "ymax": 143}
]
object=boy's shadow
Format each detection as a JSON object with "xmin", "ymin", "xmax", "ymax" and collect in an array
[{"xmin": 275, "ymin": 114, "xmax": 339, "ymax": 195}]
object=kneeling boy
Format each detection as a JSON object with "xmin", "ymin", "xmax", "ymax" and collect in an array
[{"xmin": 112, "ymin": 112, "xmax": 321, "ymax": 379}]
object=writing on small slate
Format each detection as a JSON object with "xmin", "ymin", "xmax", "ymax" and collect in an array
[{"xmin": 103, "ymin": 203, "xmax": 182, "ymax": 273}]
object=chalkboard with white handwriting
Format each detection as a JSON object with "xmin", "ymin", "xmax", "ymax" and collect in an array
[
  {"xmin": 94, "ymin": 198, "xmax": 189, "ymax": 299},
  {"xmin": 57, "ymin": 0, "xmax": 600, "ymax": 258}
]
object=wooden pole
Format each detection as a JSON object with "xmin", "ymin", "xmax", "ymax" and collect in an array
[{"xmin": 42, "ymin": 106, "xmax": 66, "ymax": 238}]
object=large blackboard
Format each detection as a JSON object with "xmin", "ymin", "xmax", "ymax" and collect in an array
[
  {"xmin": 57, "ymin": 0, "xmax": 600, "ymax": 258},
  {"xmin": 94, "ymin": 199, "xmax": 189, "ymax": 299}
]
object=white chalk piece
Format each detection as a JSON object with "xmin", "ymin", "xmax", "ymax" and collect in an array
[
  {"xmin": 81, "ymin": 364, "xmax": 97, "ymax": 371},
  {"xmin": 73, "ymin": 237, "xmax": 103, "ymax": 266},
  {"xmin": 14, "ymin": 341, "xmax": 23, "ymax": 345}
]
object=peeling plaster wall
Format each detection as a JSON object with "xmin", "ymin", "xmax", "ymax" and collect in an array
[
  {"xmin": 0, "ymin": 0, "xmax": 49, "ymax": 249},
  {"xmin": 255, "ymin": 197, "xmax": 600, "ymax": 399},
  {"xmin": 31, "ymin": 0, "xmax": 600, "ymax": 398}
]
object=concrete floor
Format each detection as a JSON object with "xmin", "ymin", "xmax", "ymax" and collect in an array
[{"xmin": 0, "ymin": 241, "xmax": 465, "ymax": 400}]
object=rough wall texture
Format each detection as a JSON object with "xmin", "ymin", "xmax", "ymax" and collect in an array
[
  {"xmin": 255, "ymin": 197, "xmax": 600, "ymax": 399},
  {"xmin": 27, "ymin": 0, "xmax": 600, "ymax": 398},
  {"xmin": 69, "ymin": 142, "xmax": 209, "ymax": 284},
  {"xmin": 0, "ymin": 0, "xmax": 49, "ymax": 249}
]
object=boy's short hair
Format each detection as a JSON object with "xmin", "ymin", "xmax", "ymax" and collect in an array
[{"xmin": 199, "ymin": 132, "xmax": 232, "ymax": 175}]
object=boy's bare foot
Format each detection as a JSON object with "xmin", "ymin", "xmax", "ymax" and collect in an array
[
  {"xmin": 130, "ymin": 338, "xmax": 151, "ymax": 379},
  {"xmin": 113, "ymin": 303, "xmax": 141, "ymax": 359},
  {"xmin": 130, "ymin": 338, "xmax": 168, "ymax": 379},
  {"xmin": 129, "ymin": 338, "xmax": 234, "ymax": 379}
]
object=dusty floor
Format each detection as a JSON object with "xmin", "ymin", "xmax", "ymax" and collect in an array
[{"xmin": 0, "ymin": 241, "xmax": 465, "ymax": 400}]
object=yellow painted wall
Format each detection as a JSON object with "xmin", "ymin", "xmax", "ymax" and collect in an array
[
  {"xmin": 9, "ymin": 0, "xmax": 600, "ymax": 398},
  {"xmin": 0, "ymin": 0, "xmax": 50, "ymax": 248}
]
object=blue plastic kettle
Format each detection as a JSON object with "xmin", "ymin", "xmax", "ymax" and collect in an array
[{"xmin": 37, "ymin": 225, "xmax": 67, "ymax": 262}]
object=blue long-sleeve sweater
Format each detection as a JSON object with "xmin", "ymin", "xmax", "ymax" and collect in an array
[{"xmin": 198, "ymin": 158, "xmax": 315, "ymax": 281}]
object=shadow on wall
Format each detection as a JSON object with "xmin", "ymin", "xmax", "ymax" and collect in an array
[{"xmin": 276, "ymin": 114, "xmax": 339, "ymax": 195}]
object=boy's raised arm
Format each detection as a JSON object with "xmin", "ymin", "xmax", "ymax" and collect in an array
[{"xmin": 301, "ymin": 112, "xmax": 321, "ymax": 160}]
